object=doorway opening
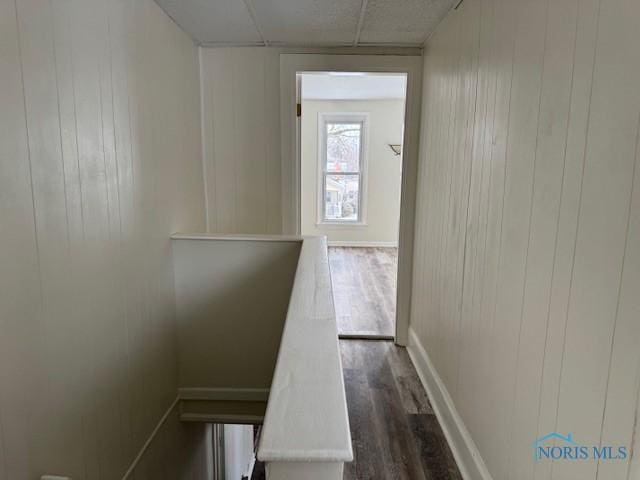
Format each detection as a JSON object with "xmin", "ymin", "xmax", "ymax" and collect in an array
[
  {"xmin": 298, "ymin": 72, "xmax": 408, "ymax": 339},
  {"xmin": 208, "ymin": 423, "xmax": 263, "ymax": 480}
]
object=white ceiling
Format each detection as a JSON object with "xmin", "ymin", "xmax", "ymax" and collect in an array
[
  {"xmin": 155, "ymin": 0, "xmax": 457, "ymax": 47},
  {"xmin": 301, "ymin": 73, "xmax": 407, "ymax": 100}
]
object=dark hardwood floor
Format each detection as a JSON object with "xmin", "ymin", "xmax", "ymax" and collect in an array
[
  {"xmin": 341, "ymin": 340, "xmax": 461, "ymax": 480},
  {"xmin": 329, "ymin": 247, "xmax": 398, "ymax": 337},
  {"xmin": 252, "ymin": 340, "xmax": 461, "ymax": 480}
]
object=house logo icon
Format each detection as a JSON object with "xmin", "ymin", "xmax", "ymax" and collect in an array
[{"xmin": 532, "ymin": 432, "xmax": 584, "ymax": 461}]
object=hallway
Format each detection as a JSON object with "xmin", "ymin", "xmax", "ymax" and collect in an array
[
  {"xmin": 3, "ymin": 0, "xmax": 639, "ymax": 477},
  {"xmin": 329, "ymin": 247, "xmax": 398, "ymax": 337}
]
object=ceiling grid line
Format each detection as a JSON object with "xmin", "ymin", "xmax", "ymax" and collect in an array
[
  {"xmin": 154, "ymin": 0, "xmax": 457, "ymax": 48},
  {"xmin": 420, "ymin": 0, "xmax": 459, "ymax": 46},
  {"xmin": 241, "ymin": 0, "xmax": 270, "ymax": 46},
  {"xmin": 353, "ymin": 0, "xmax": 369, "ymax": 47}
]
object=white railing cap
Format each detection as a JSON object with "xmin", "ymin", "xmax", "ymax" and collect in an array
[{"xmin": 258, "ymin": 236, "xmax": 353, "ymax": 463}]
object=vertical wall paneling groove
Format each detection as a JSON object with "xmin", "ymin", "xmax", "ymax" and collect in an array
[
  {"xmin": 199, "ymin": 47, "xmax": 210, "ymax": 232},
  {"xmin": 628, "ymin": 381, "xmax": 640, "ymax": 480},
  {"xmin": 508, "ymin": 0, "xmax": 580, "ymax": 476},
  {"xmin": 264, "ymin": 49, "xmax": 282, "ymax": 235},
  {"xmin": 200, "ymin": 47, "xmax": 282, "ymax": 234},
  {"xmin": 533, "ymin": 1, "xmax": 600, "ymax": 478},
  {"xmin": 56, "ymin": 0, "xmax": 97, "ymax": 474},
  {"xmin": 597, "ymin": 115, "xmax": 640, "ymax": 480},
  {"xmin": 457, "ymin": 0, "xmax": 494, "ymax": 443},
  {"xmin": 0, "ymin": 0, "xmax": 208, "ymax": 477},
  {"xmin": 553, "ymin": 0, "xmax": 640, "ymax": 476},
  {"xmin": 106, "ymin": 0, "xmax": 135, "ymax": 463},
  {"xmin": 489, "ymin": 0, "xmax": 550, "ymax": 474},
  {"xmin": 410, "ymin": 0, "xmax": 640, "ymax": 478},
  {"xmin": 474, "ymin": 0, "xmax": 516, "ymax": 461},
  {"xmin": 234, "ymin": 50, "xmax": 267, "ymax": 232},
  {"xmin": 0, "ymin": 0, "xmax": 45, "ymax": 477},
  {"xmin": 435, "ymin": 5, "xmax": 460, "ymax": 390}
]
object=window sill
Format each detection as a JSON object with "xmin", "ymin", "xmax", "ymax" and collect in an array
[{"xmin": 316, "ymin": 221, "xmax": 368, "ymax": 228}]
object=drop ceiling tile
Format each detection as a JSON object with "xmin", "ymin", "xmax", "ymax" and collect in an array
[
  {"xmin": 358, "ymin": 0, "xmax": 456, "ymax": 45},
  {"xmin": 155, "ymin": 0, "xmax": 263, "ymax": 44},
  {"xmin": 251, "ymin": 0, "xmax": 362, "ymax": 45}
]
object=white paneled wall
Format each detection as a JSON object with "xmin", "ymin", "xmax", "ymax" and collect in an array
[
  {"xmin": 0, "ymin": 0, "xmax": 206, "ymax": 477},
  {"xmin": 410, "ymin": 0, "xmax": 640, "ymax": 479},
  {"xmin": 200, "ymin": 47, "xmax": 282, "ymax": 234},
  {"xmin": 172, "ymin": 237, "xmax": 300, "ymax": 389}
]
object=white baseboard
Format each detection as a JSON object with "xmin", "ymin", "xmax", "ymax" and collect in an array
[
  {"xmin": 407, "ymin": 327, "xmax": 493, "ymax": 480},
  {"xmin": 327, "ymin": 240, "xmax": 398, "ymax": 248}
]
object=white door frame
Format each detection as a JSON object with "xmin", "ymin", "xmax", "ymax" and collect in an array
[{"xmin": 280, "ymin": 53, "xmax": 423, "ymax": 345}]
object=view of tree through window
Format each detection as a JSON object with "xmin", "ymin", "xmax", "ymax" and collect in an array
[{"xmin": 323, "ymin": 121, "xmax": 363, "ymax": 222}]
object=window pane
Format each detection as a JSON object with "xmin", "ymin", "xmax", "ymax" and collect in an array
[
  {"xmin": 324, "ymin": 174, "xmax": 359, "ymax": 221},
  {"xmin": 326, "ymin": 122, "xmax": 361, "ymax": 172}
]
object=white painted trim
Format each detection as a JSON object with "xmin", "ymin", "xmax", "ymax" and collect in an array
[
  {"xmin": 121, "ymin": 395, "xmax": 180, "ymax": 480},
  {"xmin": 199, "ymin": 42, "xmax": 424, "ymax": 51},
  {"xmin": 317, "ymin": 221, "xmax": 368, "ymax": 227},
  {"xmin": 178, "ymin": 387, "xmax": 270, "ymax": 402},
  {"xmin": 247, "ymin": 454, "xmax": 257, "ymax": 480},
  {"xmin": 280, "ymin": 54, "xmax": 423, "ymax": 346},
  {"xmin": 305, "ymin": 95, "xmax": 405, "ymax": 101},
  {"xmin": 407, "ymin": 328, "xmax": 493, "ymax": 480},
  {"xmin": 200, "ymin": 41, "xmax": 269, "ymax": 48},
  {"xmin": 327, "ymin": 240, "xmax": 398, "ymax": 248},
  {"xmin": 180, "ymin": 413, "xmax": 265, "ymax": 424},
  {"xmin": 178, "ymin": 388, "xmax": 269, "ymax": 424},
  {"xmin": 266, "ymin": 460, "xmax": 344, "ymax": 480},
  {"xmin": 171, "ymin": 233, "xmax": 303, "ymax": 242}
]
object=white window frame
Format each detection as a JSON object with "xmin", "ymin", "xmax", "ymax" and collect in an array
[{"xmin": 317, "ymin": 112, "xmax": 369, "ymax": 226}]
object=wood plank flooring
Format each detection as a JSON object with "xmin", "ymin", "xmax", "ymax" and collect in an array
[
  {"xmin": 329, "ymin": 247, "xmax": 398, "ymax": 336},
  {"xmin": 252, "ymin": 340, "xmax": 461, "ymax": 480},
  {"xmin": 341, "ymin": 340, "xmax": 461, "ymax": 480}
]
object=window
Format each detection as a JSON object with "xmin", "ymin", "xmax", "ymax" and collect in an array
[{"xmin": 319, "ymin": 114, "xmax": 368, "ymax": 224}]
